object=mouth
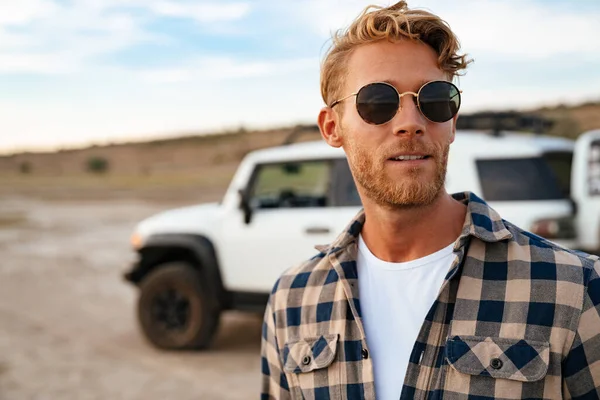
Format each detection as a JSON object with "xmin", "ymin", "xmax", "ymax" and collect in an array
[{"xmin": 387, "ymin": 154, "xmax": 432, "ymax": 162}]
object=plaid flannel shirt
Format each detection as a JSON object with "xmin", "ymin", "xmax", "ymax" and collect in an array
[{"xmin": 261, "ymin": 192, "xmax": 600, "ymax": 400}]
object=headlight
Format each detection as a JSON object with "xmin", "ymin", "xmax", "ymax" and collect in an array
[
  {"xmin": 130, "ymin": 232, "xmax": 144, "ymax": 249},
  {"xmin": 530, "ymin": 217, "xmax": 576, "ymax": 240}
]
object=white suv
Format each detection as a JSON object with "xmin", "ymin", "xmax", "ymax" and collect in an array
[{"xmin": 124, "ymin": 129, "xmax": 600, "ymax": 350}]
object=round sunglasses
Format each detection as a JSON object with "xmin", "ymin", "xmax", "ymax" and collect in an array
[{"xmin": 330, "ymin": 80, "xmax": 462, "ymax": 125}]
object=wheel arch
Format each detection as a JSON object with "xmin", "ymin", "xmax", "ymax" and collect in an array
[{"xmin": 126, "ymin": 233, "xmax": 229, "ymax": 310}]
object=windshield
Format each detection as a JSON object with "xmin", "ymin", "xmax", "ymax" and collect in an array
[{"xmin": 476, "ymin": 157, "xmax": 566, "ymax": 201}]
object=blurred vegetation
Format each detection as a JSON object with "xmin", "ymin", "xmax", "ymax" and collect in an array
[
  {"xmin": 534, "ymin": 101, "xmax": 599, "ymax": 139},
  {"xmin": 19, "ymin": 161, "xmax": 31, "ymax": 174},
  {"xmin": 544, "ymin": 114, "xmax": 582, "ymax": 139},
  {"xmin": 86, "ymin": 156, "xmax": 110, "ymax": 174}
]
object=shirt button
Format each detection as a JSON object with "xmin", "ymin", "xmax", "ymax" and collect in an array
[
  {"xmin": 361, "ymin": 348, "xmax": 369, "ymax": 359},
  {"xmin": 490, "ymin": 358, "xmax": 503, "ymax": 370},
  {"xmin": 302, "ymin": 356, "xmax": 311, "ymax": 365}
]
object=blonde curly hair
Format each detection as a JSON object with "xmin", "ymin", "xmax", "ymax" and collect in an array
[{"xmin": 320, "ymin": 1, "xmax": 471, "ymax": 107}]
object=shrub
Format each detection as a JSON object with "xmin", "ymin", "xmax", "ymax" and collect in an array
[
  {"xmin": 19, "ymin": 161, "xmax": 32, "ymax": 174},
  {"xmin": 86, "ymin": 156, "xmax": 109, "ymax": 174}
]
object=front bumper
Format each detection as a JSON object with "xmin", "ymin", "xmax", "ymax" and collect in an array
[{"xmin": 123, "ymin": 259, "xmax": 142, "ymax": 283}]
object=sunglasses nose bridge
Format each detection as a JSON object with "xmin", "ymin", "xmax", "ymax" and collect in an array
[
  {"xmin": 391, "ymin": 91, "xmax": 427, "ymax": 131},
  {"xmin": 397, "ymin": 91, "xmax": 419, "ymax": 110}
]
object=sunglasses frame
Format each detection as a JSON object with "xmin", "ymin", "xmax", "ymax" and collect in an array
[{"xmin": 329, "ymin": 80, "xmax": 462, "ymax": 125}]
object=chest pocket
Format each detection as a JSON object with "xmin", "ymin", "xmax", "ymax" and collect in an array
[
  {"xmin": 282, "ymin": 334, "xmax": 340, "ymax": 399},
  {"xmin": 445, "ymin": 336, "xmax": 550, "ymax": 396}
]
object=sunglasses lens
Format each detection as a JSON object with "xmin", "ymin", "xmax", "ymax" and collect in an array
[
  {"xmin": 418, "ymin": 81, "xmax": 461, "ymax": 123},
  {"xmin": 356, "ymin": 83, "xmax": 399, "ymax": 125}
]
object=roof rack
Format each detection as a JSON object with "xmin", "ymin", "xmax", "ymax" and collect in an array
[
  {"xmin": 457, "ymin": 111, "xmax": 554, "ymax": 136},
  {"xmin": 282, "ymin": 124, "xmax": 320, "ymax": 145}
]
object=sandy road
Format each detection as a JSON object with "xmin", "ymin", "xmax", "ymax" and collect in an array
[{"xmin": 0, "ymin": 196, "xmax": 263, "ymax": 400}]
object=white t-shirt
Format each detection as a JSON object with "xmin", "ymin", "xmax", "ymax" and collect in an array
[{"xmin": 357, "ymin": 234, "xmax": 455, "ymax": 400}]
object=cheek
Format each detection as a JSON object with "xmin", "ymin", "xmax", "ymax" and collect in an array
[{"xmin": 343, "ymin": 128, "xmax": 380, "ymax": 155}]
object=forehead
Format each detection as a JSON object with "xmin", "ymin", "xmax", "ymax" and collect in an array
[{"xmin": 345, "ymin": 40, "xmax": 446, "ymax": 91}]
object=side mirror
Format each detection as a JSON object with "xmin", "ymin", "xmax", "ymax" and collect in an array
[{"xmin": 238, "ymin": 189, "xmax": 253, "ymax": 224}]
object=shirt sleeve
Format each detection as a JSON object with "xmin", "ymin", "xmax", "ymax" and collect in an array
[
  {"xmin": 260, "ymin": 293, "xmax": 291, "ymax": 400},
  {"xmin": 562, "ymin": 260, "xmax": 600, "ymax": 399}
]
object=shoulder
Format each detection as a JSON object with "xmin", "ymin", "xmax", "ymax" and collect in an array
[
  {"xmin": 502, "ymin": 218, "xmax": 600, "ymax": 284},
  {"xmin": 270, "ymin": 249, "xmax": 338, "ymax": 302},
  {"xmin": 503, "ymin": 218, "xmax": 598, "ymax": 263}
]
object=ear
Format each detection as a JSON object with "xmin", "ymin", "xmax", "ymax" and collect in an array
[{"xmin": 318, "ymin": 107, "xmax": 343, "ymax": 148}]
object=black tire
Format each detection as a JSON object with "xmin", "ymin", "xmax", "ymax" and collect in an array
[{"xmin": 137, "ymin": 262, "xmax": 220, "ymax": 350}]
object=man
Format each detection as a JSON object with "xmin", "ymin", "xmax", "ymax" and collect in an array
[{"xmin": 261, "ymin": 2, "xmax": 600, "ymax": 399}]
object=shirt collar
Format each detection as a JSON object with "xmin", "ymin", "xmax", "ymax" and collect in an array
[
  {"xmin": 315, "ymin": 191, "xmax": 513, "ymax": 255},
  {"xmin": 453, "ymin": 191, "xmax": 513, "ymax": 243}
]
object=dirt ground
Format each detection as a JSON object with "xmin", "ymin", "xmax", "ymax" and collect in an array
[{"xmin": 0, "ymin": 194, "xmax": 263, "ymax": 400}]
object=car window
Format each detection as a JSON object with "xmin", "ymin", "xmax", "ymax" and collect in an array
[
  {"xmin": 250, "ymin": 160, "xmax": 331, "ymax": 208},
  {"xmin": 332, "ymin": 159, "xmax": 362, "ymax": 206},
  {"xmin": 590, "ymin": 139, "xmax": 600, "ymax": 196},
  {"xmin": 476, "ymin": 157, "xmax": 565, "ymax": 201},
  {"xmin": 543, "ymin": 151, "xmax": 573, "ymax": 198}
]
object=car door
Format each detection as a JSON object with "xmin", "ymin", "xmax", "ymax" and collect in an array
[
  {"xmin": 218, "ymin": 158, "xmax": 361, "ymax": 293},
  {"xmin": 572, "ymin": 130, "xmax": 600, "ymax": 254}
]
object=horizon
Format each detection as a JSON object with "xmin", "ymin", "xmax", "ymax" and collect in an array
[
  {"xmin": 2, "ymin": 0, "xmax": 599, "ymax": 154},
  {"xmin": 2, "ymin": 100, "xmax": 598, "ymax": 157}
]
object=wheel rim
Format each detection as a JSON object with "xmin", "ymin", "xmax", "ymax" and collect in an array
[{"xmin": 150, "ymin": 288, "xmax": 191, "ymax": 331}]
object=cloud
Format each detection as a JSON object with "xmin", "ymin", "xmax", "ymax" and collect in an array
[
  {"xmin": 149, "ymin": 1, "xmax": 251, "ymax": 22},
  {"xmin": 0, "ymin": 0, "xmax": 598, "ymax": 153},
  {"xmin": 273, "ymin": 0, "xmax": 383, "ymax": 38},
  {"xmin": 2, "ymin": 0, "xmax": 598, "ymax": 77},
  {"xmin": 0, "ymin": 0, "xmax": 252, "ymax": 75},
  {"xmin": 0, "ymin": 64, "xmax": 322, "ymax": 153},
  {"xmin": 286, "ymin": 0, "xmax": 600, "ymax": 60},
  {"xmin": 76, "ymin": 0, "xmax": 252, "ymax": 23},
  {"xmin": 0, "ymin": 2, "xmax": 152, "ymax": 74},
  {"xmin": 139, "ymin": 56, "xmax": 317, "ymax": 83},
  {"xmin": 0, "ymin": 0, "xmax": 58, "ymax": 25},
  {"xmin": 439, "ymin": 0, "xmax": 600, "ymax": 60},
  {"xmin": 0, "ymin": 53, "xmax": 75, "ymax": 74}
]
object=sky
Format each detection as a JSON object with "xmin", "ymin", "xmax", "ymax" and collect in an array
[{"xmin": 1, "ymin": 0, "xmax": 599, "ymax": 154}]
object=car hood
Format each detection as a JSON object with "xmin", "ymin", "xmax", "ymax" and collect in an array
[{"xmin": 135, "ymin": 202, "xmax": 222, "ymax": 239}]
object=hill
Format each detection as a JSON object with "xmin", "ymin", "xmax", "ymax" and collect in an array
[
  {"xmin": 0, "ymin": 125, "xmax": 322, "ymax": 201},
  {"xmin": 1, "ymin": 102, "xmax": 598, "ymax": 202},
  {"xmin": 535, "ymin": 101, "xmax": 600, "ymax": 138}
]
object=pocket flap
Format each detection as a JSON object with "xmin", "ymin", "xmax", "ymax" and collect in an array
[
  {"xmin": 446, "ymin": 336, "xmax": 549, "ymax": 382},
  {"xmin": 283, "ymin": 334, "xmax": 339, "ymax": 374}
]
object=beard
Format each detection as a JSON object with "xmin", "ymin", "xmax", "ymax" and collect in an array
[{"xmin": 345, "ymin": 134, "xmax": 450, "ymax": 209}]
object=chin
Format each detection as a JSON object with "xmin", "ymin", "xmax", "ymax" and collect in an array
[{"xmin": 367, "ymin": 180, "xmax": 443, "ymax": 208}]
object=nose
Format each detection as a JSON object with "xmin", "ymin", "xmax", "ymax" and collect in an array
[{"xmin": 392, "ymin": 93, "xmax": 426, "ymax": 137}]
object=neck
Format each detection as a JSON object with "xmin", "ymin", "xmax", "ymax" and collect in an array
[{"xmin": 360, "ymin": 191, "xmax": 467, "ymax": 263}]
